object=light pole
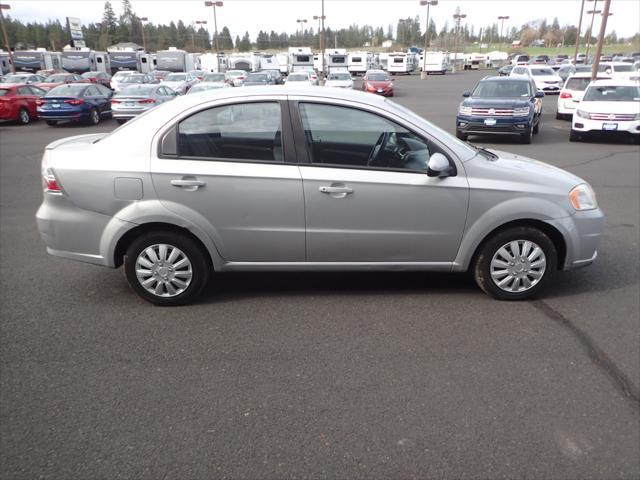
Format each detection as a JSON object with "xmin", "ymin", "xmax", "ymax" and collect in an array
[
  {"xmin": 420, "ymin": 0, "xmax": 438, "ymax": 79},
  {"xmin": 296, "ymin": 18, "xmax": 307, "ymax": 46},
  {"xmin": 204, "ymin": 1, "xmax": 223, "ymax": 53},
  {"xmin": 0, "ymin": 3, "xmax": 14, "ymax": 73},
  {"xmin": 452, "ymin": 12, "xmax": 466, "ymax": 73},
  {"xmin": 584, "ymin": 0, "xmax": 599, "ymax": 61},
  {"xmin": 195, "ymin": 20, "xmax": 207, "ymax": 51},
  {"xmin": 591, "ymin": 0, "xmax": 611, "ymax": 81},
  {"xmin": 139, "ymin": 16, "xmax": 148, "ymax": 52},
  {"xmin": 498, "ymin": 15, "xmax": 509, "ymax": 46},
  {"xmin": 573, "ymin": 0, "xmax": 586, "ymax": 64}
]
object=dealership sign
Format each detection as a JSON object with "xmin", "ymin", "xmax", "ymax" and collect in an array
[{"xmin": 66, "ymin": 17, "xmax": 85, "ymax": 47}]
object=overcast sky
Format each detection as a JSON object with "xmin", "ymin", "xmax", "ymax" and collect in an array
[{"xmin": 8, "ymin": 0, "xmax": 640, "ymax": 39}]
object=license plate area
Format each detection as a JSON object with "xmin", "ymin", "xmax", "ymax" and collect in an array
[
  {"xmin": 484, "ymin": 118, "xmax": 497, "ymax": 126},
  {"xmin": 602, "ymin": 123, "xmax": 618, "ymax": 131}
]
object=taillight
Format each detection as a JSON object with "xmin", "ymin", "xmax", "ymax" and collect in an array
[
  {"xmin": 560, "ymin": 92, "xmax": 572, "ymax": 99},
  {"xmin": 111, "ymin": 99, "xmax": 121, "ymax": 103},
  {"xmin": 64, "ymin": 99, "xmax": 84, "ymax": 105},
  {"xmin": 41, "ymin": 152, "xmax": 62, "ymax": 194},
  {"xmin": 137, "ymin": 99, "xmax": 156, "ymax": 104}
]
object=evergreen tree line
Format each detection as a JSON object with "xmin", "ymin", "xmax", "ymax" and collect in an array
[{"xmin": 1, "ymin": 0, "xmax": 632, "ymax": 53}]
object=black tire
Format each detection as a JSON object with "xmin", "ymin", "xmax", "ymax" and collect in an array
[
  {"xmin": 116, "ymin": 119, "xmax": 127, "ymax": 125},
  {"xmin": 124, "ymin": 231, "xmax": 211, "ymax": 306},
  {"xmin": 555, "ymin": 112, "xmax": 563, "ymax": 120},
  {"xmin": 520, "ymin": 128, "xmax": 533, "ymax": 144},
  {"xmin": 569, "ymin": 129, "xmax": 581, "ymax": 142},
  {"xmin": 88, "ymin": 108, "xmax": 100, "ymax": 125},
  {"xmin": 45, "ymin": 120, "xmax": 57, "ymax": 126},
  {"xmin": 17, "ymin": 108, "xmax": 30, "ymax": 125},
  {"xmin": 473, "ymin": 226, "xmax": 557, "ymax": 301},
  {"xmin": 456, "ymin": 131, "xmax": 468, "ymax": 141}
]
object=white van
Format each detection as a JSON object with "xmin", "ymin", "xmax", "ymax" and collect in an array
[{"xmin": 421, "ymin": 51, "xmax": 450, "ymax": 74}]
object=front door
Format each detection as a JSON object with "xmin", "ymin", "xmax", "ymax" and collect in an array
[
  {"xmin": 151, "ymin": 99, "xmax": 305, "ymax": 263},
  {"xmin": 293, "ymin": 101, "xmax": 468, "ymax": 263}
]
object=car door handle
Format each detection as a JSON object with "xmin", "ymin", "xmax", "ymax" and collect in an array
[
  {"xmin": 319, "ymin": 186, "xmax": 353, "ymax": 194},
  {"xmin": 170, "ymin": 178, "xmax": 206, "ymax": 190}
]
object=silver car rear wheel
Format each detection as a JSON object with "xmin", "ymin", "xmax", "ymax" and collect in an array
[
  {"xmin": 135, "ymin": 243, "xmax": 193, "ymax": 297},
  {"xmin": 490, "ymin": 240, "xmax": 546, "ymax": 293}
]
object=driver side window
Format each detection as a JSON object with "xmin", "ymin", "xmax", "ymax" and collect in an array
[{"xmin": 298, "ymin": 103, "xmax": 436, "ymax": 172}]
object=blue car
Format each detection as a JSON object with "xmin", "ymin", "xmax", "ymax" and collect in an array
[
  {"xmin": 37, "ymin": 83, "xmax": 113, "ymax": 126},
  {"xmin": 456, "ymin": 76, "xmax": 544, "ymax": 144}
]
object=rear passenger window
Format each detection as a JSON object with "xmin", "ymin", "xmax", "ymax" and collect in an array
[
  {"xmin": 17, "ymin": 87, "xmax": 31, "ymax": 95},
  {"xmin": 177, "ymin": 102, "xmax": 283, "ymax": 162}
]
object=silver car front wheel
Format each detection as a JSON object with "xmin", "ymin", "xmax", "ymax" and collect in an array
[{"xmin": 490, "ymin": 240, "xmax": 546, "ymax": 293}]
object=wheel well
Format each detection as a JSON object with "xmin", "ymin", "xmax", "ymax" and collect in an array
[
  {"xmin": 113, "ymin": 222, "xmax": 213, "ymax": 269},
  {"xmin": 470, "ymin": 219, "xmax": 567, "ymax": 270}
]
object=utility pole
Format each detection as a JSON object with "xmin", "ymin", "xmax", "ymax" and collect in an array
[
  {"xmin": 0, "ymin": 3, "xmax": 14, "ymax": 73},
  {"xmin": 204, "ymin": 1, "xmax": 223, "ymax": 53},
  {"xmin": 584, "ymin": 0, "xmax": 599, "ymax": 60},
  {"xmin": 591, "ymin": 0, "xmax": 611, "ymax": 81},
  {"xmin": 420, "ymin": 0, "xmax": 438, "ymax": 79},
  {"xmin": 498, "ymin": 16, "xmax": 509, "ymax": 46},
  {"xmin": 139, "ymin": 17, "xmax": 148, "ymax": 52},
  {"xmin": 314, "ymin": 10, "xmax": 326, "ymax": 78},
  {"xmin": 452, "ymin": 12, "xmax": 466, "ymax": 73},
  {"xmin": 573, "ymin": 0, "xmax": 586, "ymax": 64}
]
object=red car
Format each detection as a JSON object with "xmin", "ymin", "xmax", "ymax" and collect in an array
[
  {"xmin": 36, "ymin": 73, "xmax": 83, "ymax": 91},
  {"xmin": 80, "ymin": 71, "xmax": 112, "ymax": 88},
  {"xmin": 362, "ymin": 70, "xmax": 394, "ymax": 97},
  {"xmin": 0, "ymin": 83, "xmax": 47, "ymax": 124}
]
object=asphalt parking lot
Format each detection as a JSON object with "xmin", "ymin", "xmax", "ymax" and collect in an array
[{"xmin": 1, "ymin": 70, "xmax": 639, "ymax": 479}]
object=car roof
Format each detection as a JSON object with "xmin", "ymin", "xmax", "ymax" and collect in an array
[{"xmin": 481, "ymin": 75, "xmax": 531, "ymax": 82}]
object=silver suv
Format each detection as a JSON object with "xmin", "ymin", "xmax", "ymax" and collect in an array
[{"xmin": 36, "ymin": 87, "xmax": 604, "ymax": 305}]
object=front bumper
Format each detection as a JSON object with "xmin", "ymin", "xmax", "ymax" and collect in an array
[
  {"xmin": 457, "ymin": 115, "xmax": 533, "ymax": 136},
  {"xmin": 546, "ymin": 208, "xmax": 605, "ymax": 270},
  {"xmin": 365, "ymin": 87, "xmax": 393, "ymax": 96},
  {"xmin": 572, "ymin": 116, "xmax": 640, "ymax": 135}
]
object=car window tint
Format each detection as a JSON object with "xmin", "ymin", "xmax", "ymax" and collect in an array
[
  {"xmin": 17, "ymin": 86, "xmax": 31, "ymax": 95},
  {"xmin": 177, "ymin": 102, "xmax": 283, "ymax": 162},
  {"xmin": 299, "ymin": 103, "xmax": 435, "ymax": 171}
]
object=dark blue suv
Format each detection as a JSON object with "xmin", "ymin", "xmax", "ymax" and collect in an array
[{"xmin": 456, "ymin": 76, "xmax": 544, "ymax": 144}]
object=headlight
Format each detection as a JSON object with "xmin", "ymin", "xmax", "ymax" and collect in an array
[
  {"xmin": 569, "ymin": 183, "xmax": 598, "ymax": 211},
  {"xmin": 513, "ymin": 106, "xmax": 530, "ymax": 116},
  {"xmin": 389, "ymin": 82, "xmax": 394, "ymax": 88},
  {"xmin": 366, "ymin": 82, "xmax": 373, "ymax": 89},
  {"xmin": 458, "ymin": 104, "xmax": 472, "ymax": 115},
  {"xmin": 576, "ymin": 109, "xmax": 590, "ymax": 119}
]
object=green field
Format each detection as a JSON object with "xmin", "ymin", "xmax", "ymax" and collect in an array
[{"xmin": 457, "ymin": 43, "xmax": 639, "ymax": 56}]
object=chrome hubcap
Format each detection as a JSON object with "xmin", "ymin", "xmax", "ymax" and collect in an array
[
  {"xmin": 490, "ymin": 240, "xmax": 546, "ymax": 293},
  {"xmin": 20, "ymin": 110, "xmax": 29, "ymax": 122},
  {"xmin": 135, "ymin": 244, "xmax": 193, "ymax": 297}
]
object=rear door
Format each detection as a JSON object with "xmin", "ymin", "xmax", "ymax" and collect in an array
[{"xmin": 151, "ymin": 97, "xmax": 305, "ymax": 263}]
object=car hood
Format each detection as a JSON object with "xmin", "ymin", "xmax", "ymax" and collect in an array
[
  {"xmin": 578, "ymin": 100, "xmax": 640, "ymax": 113},
  {"xmin": 462, "ymin": 97, "xmax": 531, "ymax": 108},
  {"xmin": 533, "ymin": 75, "xmax": 562, "ymax": 82},
  {"xmin": 243, "ymin": 81, "xmax": 269, "ymax": 86},
  {"xmin": 469, "ymin": 148, "xmax": 584, "ymax": 195},
  {"xmin": 366, "ymin": 80, "xmax": 392, "ymax": 88},
  {"xmin": 325, "ymin": 80, "xmax": 353, "ymax": 87}
]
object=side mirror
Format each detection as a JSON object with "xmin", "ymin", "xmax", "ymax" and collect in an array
[
  {"xmin": 427, "ymin": 153, "xmax": 452, "ymax": 178},
  {"xmin": 535, "ymin": 91, "xmax": 545, "ymax": 98},
  {"xmin": 462, "ymin": 91, "xmax": 471, "ymax": 97}
]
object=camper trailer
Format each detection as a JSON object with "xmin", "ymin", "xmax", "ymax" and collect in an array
[
  {"xmin": 13, "ymin": 50, "xmax": 62, "ymax": 73},
  {"xmin": 276, "ymin": 53, "xmax": 289, "ymax": 75},
  {"xmin": 325, "ymin": 48, "xmax": 348, "ymax": 74},
  {"xmin": 62, "ymin": 49, "xmax": 110, "ymax": 74},
  {"xmin": 156, "ymin": 48, "xmax": 198, "ymax": 72},
  {"xmin": 227, "ymin": 53, "xmax": 259, "ymax": 72},
  {"xmin": 108, "ymin": 50, "xmax": 140, "ymax": 73},
  {"xmin": 259, "ymin": 55, "xmax": 280, "ymax": 72},
  {"xmin": 288, "ymin": 47, "xmax": 313, "ymax": 74},
  {"xmin": 387, "ymin": 52, "xmax": 416, "ymax": 74},
  {"xmin": 347, "ymin": 52, "xmax": 373, "ymax": 75},
  {"xmin": 464, "ymin": 53, "xmax": 487, "ymax": 70},
  {"xmin": 378, "ymin": 52, "xmax": 389, "ymax": 71},
  {"xmin": 421, "ymin": 51, "xmax": 450, "ymax": 74},
  {"xmin": 200, "ymin": 53, "xmax": 227, "ymax": 73}
]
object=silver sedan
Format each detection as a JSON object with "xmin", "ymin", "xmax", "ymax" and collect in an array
[
  {"xmin": 111, "ymin": 84, "xmax": 176, "ymax": 124},
  {"xmin": 36, "ymin": 87, "xmax": 604, "ymax": 305}
]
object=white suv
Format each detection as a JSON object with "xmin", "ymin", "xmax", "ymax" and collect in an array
[
  {"xmin": 556, "ymin": 73, "xmax": 611, "ymax": 120},
  {"xmin": 511, "ymin": 65, "xmax": 563, "ymax": 95}
]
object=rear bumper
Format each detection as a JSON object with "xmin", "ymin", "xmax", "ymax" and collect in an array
[{"xmin": 37, "ymin": 108, "xmax": 88, "ymax": 120}]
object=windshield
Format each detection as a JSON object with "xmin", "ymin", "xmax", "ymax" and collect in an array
[
  {"xmin": 118, "ymin": 85, "xmax": 156, "ymax": 95},
  {"xmin": 287, "ymin": 74, "xmax": 308, "ymax": 81},
  {"xmin": 329, "ymin": 73, "xmax": 351, "ymax": 80},
  {"xmin": 3, "ymin": 74, "xmax": 29, "ymax": 83},
  {"xmin": 45, "ymin": 84, "xmax": 86, "ymax": 96},
  {"xmin": 583, "ymin": 85, "xmax": 640, "ymax": 102},
  {"xmin": 472, "ymin": 81, "xmax": 531, "ymax": 97},
  {"xmin": 226, "ymin": 71, "xmax": 244, "ymax": 77},
  {"xmin": 204, "ymin": 74, "xmax": 225, "ymax": 82},
  {"xmin": 367, "ymin": 73, "xmax": 390, "ymax": 81},
  {"xmin": 165, "ymin": 74, "xmax": 186, "ymax": 81},
  {"xmin": 246, "ymin": 74, "xmax": 267, "ymax": 81},
  {"xmin": 531, "ymin": 68, "xmax": 555, "ymax": 76},
  {"xmin": 122, "ymin": 76, "xmax": 146, "ymax": 83},
  {"xmin": 43, "ymin": 74, "xmax": 68, "ymax": 83}
]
